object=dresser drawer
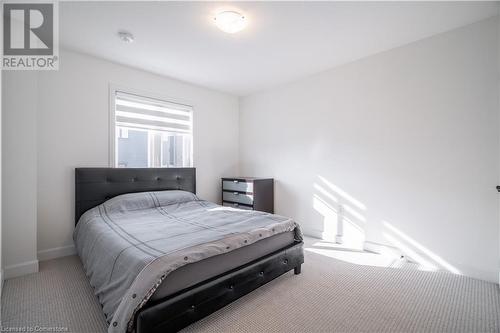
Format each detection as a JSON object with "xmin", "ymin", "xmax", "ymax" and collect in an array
[
  {"xmin": 222, "ymin": 202, "xmax": 253, "ymax": 210},
  {"xmin": 221, "ymin": 177, "xmax": 273, "ymax": 213},
  {"xmin": 222, "ymin": 191, "xmax": 254, "ymax": 205},
  {"xmin": 222, "ymin": 180, "xmax": 254, "ymax": 193}
]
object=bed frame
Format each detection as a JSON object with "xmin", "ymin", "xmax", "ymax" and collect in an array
[{"xmin": 75, "ymin": 167, "xmax": 304, "ymax": 333}]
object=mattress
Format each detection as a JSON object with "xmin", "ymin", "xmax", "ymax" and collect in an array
[{"xmin": 150, "ymin": 230, "xmax": 295, "ymax": 301}]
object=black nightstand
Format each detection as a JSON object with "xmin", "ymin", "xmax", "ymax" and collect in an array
[{"xmin": 221, "ymin": 177, "xmax": 274, "ymax": 213}]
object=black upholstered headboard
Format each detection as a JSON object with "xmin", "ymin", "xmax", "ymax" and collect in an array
[{"xmin": 75, "ymin": 167, "xmax": 196, "ymax": 224}]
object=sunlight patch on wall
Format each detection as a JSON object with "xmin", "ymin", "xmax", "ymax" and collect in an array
[
  {"xmin": 317, "ymin": 175, "xmax": 366, "ymax": 211},
  {"xmin": 383, "ymin": 221, "xmax": 461, "ymax": 275},
  {"xmin": 382, "ymin": 232, "xmax": 438, "ymax": 271},
  {"xmin": 312, "ymin": 194, "xmax": 338, "ymax": 242},
  {"xmin": 313, "ymin": 175, "xmax": 366, "ymax": 248},
  {"xmin": 310, "ymin": 177, "xmax": 461, "ymax": 276},
  {"xmin": 313, "ymin": 183, "xmax": 339, "ymax": 204}
]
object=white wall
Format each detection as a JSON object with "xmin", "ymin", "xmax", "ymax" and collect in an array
[
  {"xmin": 34, "ymin": 49, "xmax": 239, "ymax": 259},
  {"xmin": 2, "ymin": 17, "xmax": 498, "ymax": 283},
  {"xmin": 2, "ymin": 71, "xmax": 39, "ymax": 278},
  {"xmin": 240, "ymin": 18, "xmax": 499, "ymax": 282}
]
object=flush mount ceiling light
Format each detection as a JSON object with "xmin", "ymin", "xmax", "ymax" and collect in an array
[
  {"xmin": 117, "ymin": 31, "xmax": 134, "ymax": 43},
  {"xmin": 213, "ymin": 11, "xmax": 247, "ymax": 34}
]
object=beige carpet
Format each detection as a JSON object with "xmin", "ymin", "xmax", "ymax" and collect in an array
[{"xmin": 2, "ymin": 237, "xmax": 500, "ymax": 332}]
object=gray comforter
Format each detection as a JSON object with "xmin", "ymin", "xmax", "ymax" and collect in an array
[{"xmin": 74, "ymin": 190, "xmax": 302, "ymax": 333}]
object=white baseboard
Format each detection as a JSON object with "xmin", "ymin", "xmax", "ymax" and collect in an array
[
  {"xmin": 38, "ymin": 245, "xmax": 76, "ymax": 261},
  {"xmin": 4, "ymin": 260, "xmax": 39, "ymax": 279},
  {"xmin": 364, "ymin": 241, "xmax": 497, "ymax": 283},
  {"xmin": 364, "ymin": 241, "xmax": 392, "ymax": 254},
  {"xmin": 364, "ymin": 241, "xmax": 411, "ymax": 259},
  {"xmin": 303, "ymin": 229, "xmax": 339, "ymax": 243}
]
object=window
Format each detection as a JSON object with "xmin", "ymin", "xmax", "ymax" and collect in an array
[{"xmin": 112, "ymin": 90, "xmax": 193, "ymax": 168}]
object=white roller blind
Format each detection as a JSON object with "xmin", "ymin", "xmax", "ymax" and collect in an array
[{"xmin": 115, "ymin": 91, "xmax": 192, "ymax": 134}]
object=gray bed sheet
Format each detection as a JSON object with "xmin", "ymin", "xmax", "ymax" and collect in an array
[
  {"xmin": 74, "ymin": 190, "xmax": 302, "ymax": 333},
  {"xmin": 151, "ymin": 230, "xmax": 295, "ymax": 301}
]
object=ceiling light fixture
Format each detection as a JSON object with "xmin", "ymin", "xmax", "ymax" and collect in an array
[
  {"xmin": 117, "ymin": 31, "xmax": 134, "ymax": 43},
  {"xmin": 214, "ymin": 11, "xmax": 247, "ymax": 34}
]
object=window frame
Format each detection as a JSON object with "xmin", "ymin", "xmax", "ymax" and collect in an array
[{"xmin": 108, "ymin": 84, "xmax": 194, "ymax": 168}]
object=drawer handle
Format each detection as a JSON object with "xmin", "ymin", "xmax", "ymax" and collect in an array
[
  {"xmin": 233, "ymin": 192, "xmax": 239, "ymax": 195},
  {"xmin": 233, "ymin": 180, "xmax": 238, "ymax": 183}
]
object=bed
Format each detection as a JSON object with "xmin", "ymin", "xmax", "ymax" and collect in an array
[{"xmin": 74, "ymin": 167, "xmax": 304, "ymax": 333}]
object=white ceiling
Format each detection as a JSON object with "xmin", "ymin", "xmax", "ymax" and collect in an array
[{"xmin": 60, "ymin": 1, "xmax": 498, "ymax": 96}]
